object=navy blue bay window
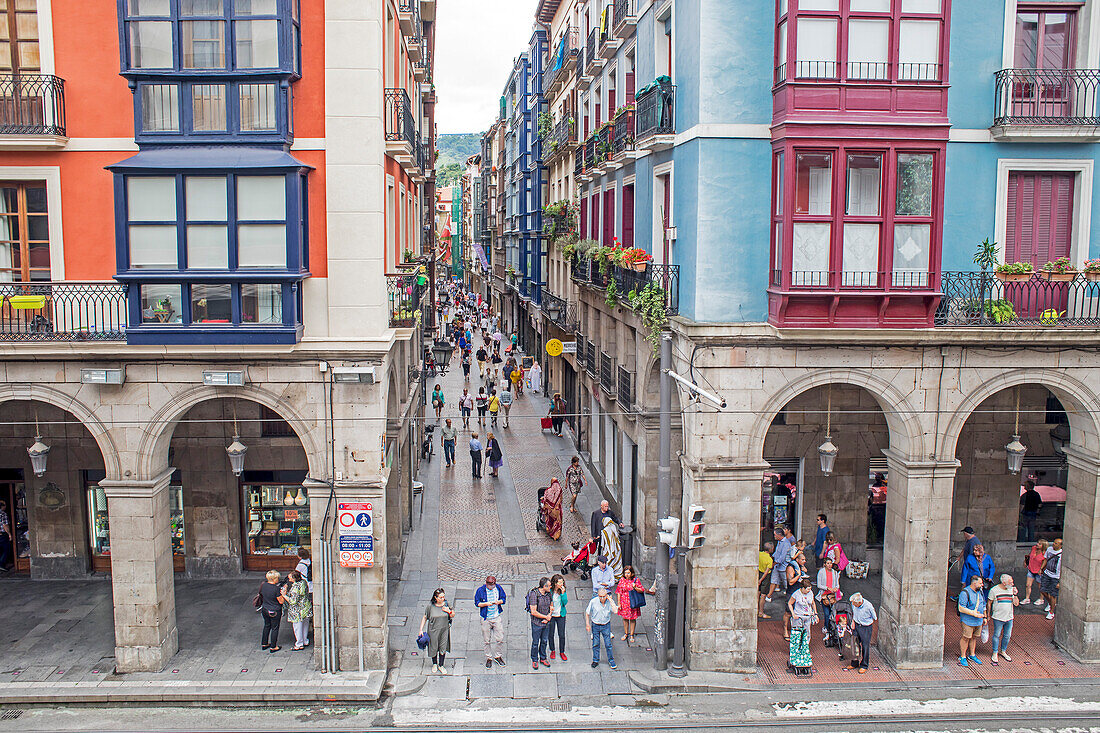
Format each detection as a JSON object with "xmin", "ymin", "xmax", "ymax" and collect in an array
[
  {"xmin": 135, "ymin": 78, "xmax": 292, "ymax": 140},
  {"xmin": 109, "ymin": 147, "xmax": 311, "ymax": 345}
]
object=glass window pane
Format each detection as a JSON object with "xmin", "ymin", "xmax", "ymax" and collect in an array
[
  {"xmin": 235, "ymin": 0, "xmax": 278, "ymax": 15},
  {"xmin": 851, "ymin": 0, "xmax": 890, "ymax": 10},
  {"xmin": 794, "ymin": 152, "xmax": 832, "ymax": 215},
  {"xmin": 1041, "ymin": 13, "xmax": 1070, "ymax": 71},
  {"xmin": 842, "ymin": 223, "xmax": 880, "ymax": 285},
  {"xmin": 776, "ymin": 21, "xmax": 787, "ymax": 70},
  {"xmin": 191, "ymin": 283, "xmax": 232, "ymax": 323},
  {"xmin": 182, "ymin": 20, "xmax": 225, "ymax": 68},
  {"xmin": 192, "ymin": 84, "xmax": 227, "ymax": 131},
  {"xmin": 779, "ymin": 0, "xmax": 787, "ymax": 15},
  {"xmin": 129, "ymin": 225, "xmax": 178, "ymax": 268},
  {"xmin": 847, "ymin": 19, "xmax": 889, "ymax": 79},
  {"xmin": 242, "ymin": 283, "xmax": 282, "ymax": 324},
  {"xmin": 846, "ymin": 154, "xmax": 881, "ymax": 216},
  {"xmin": 237, "ymin": 176, "xmax": 286, "ymax": 219},
  {"xmin": 17, "ymin": 40, "xmax": 38, "ymax": 69},
  {"xmin": 26, "ymin": 214, "xmax": 47, "ymax": 241},
  {"xmin": 799, "ymin": 0, "xmax": 838, "ymax": 9},
  {"xmin": 239, "ymin": 83, "xmax": 277, "ymax": 131},
  {"xmin": 792, "ymin": 222, "xmax": 830, "ymax": 285},
  {"xmin": 892, "ymin": 223, "xmax": 931, "ymax": 287},
  {"xmin": 1015, "ymin": 13, "xmax": 1039, "ymax": 68},
  {"xmin": 27, "ymin": 239, "xmax": 48, "ymax": 268},
  {"xmin": 902, "ymin": 0, "xmax": 940, "ymax": 12},
  {"xmin": 185, "ymin": 177, "xmax": 227, "ymax": 220},
  {"xmin": 128, "ymin": 0, "xmax": 170, "ymax": 16},
  {"xmin": 773, "ymin": 222, "xmax": 783, "ymax": 272},
  {"xmin": 140, "ymin": 84, "xmax": 179, "ymax": 132},
  {"xmin": 15, "ymin": 12, "xmax": 36, "ymax": 39},
  {"xmin": 186, "ymin": 225, "xmax": 228, "ymax": 268},
  {"xmin": 24, "ymin": 185, "xmax": 46, "ymax": 213},
  {"xmin": 129, "ymin": 21, "xmax": 173, "ymax": 68},
  {"xmin": 141, "ymin": 284, "xmax": 182, "ymax": 324},
  {"xmin": 775, "ymin": 152, "xmax": 784, "ymax": 215},
  {"xmin": 899, "ymin": 20, "xmax": 940, "ymax": 80},
  {"xmin": 237, "ymin": 224, "xmax": 287, "ymax": 267},
  {"xmin": 181, "ymin": 0, "xmax": 222, "ymax": 14},
  {"xmin": 127, "ymin": 177, "xmax": 176, "ymax": 221},
  {"xmin": 795, "ymin": 18, "xmax": 836, "ymax": 78},
  {"xmin": 896, "ymin": 153, "xmax": 934, "ymax": 216},
  {"xmin": 235, "ymin": 19, "xmax": 279, "ymax": 68}
]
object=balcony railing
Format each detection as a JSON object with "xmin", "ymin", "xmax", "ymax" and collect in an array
[
  {"xmin": 776, "ymin": 60, "xmax": 942, "ymax": 84},
  {"xmin": 585, "ymin": 30, "xmax": 596, "ymax": 74},
  {"xmin": 573, "ymin": 259, "xmax": 680, "ymax": 315},
  {"xmin": 614, "ymin": 0, "xmax": 635, "ymax": 34},
  {"xmin": 617, "ymin": 364, "xmax": 634, "ymax": 411},
  {"xmin": 612, "ymin": 108, "xmax": 635, "ymax": 156},
  {"xmin": 542, "ymin": 290, "xmax": 568, "ymax": 327},
  {"xmin": 384, "ymin": 88, "xmax": 416, "ymax": 150},
  {"xmin": 387, "ymin": 274, "xmax": 424, "ymax": 328},
  {"xmin": 600, "ymin": 351, "xmax": 614, "ymax": 395},
  {"xmin": 544, "ymin": 28, "xmax": 580, "ymax": 93},
  {"xmin": 635, "ymin": 80, "xmax": 675, "ymax": 141},
  {"xmin": 0, "ymin": 282, "xmax": 125, "ymax": 341},
  {"xmin": 936, "ymin": 271, "xmax": 1100, "ymax": 328},
  {"xmin": 585, "ymin": 340, "xmax": 598, "ymax": 378},
  {"xmin": 545, "ymin": 116, "xmax": 576, "ymax": 159},
  {"xmin": 778, "ymin": 270, "xmax": 933, "ymax": 290},
  {"xmin": 0, "ymin": 74, "xmax": 66, "ymax": 137},
  {"xmin": 994, "ymin": 68, "xmax": 1100, "ymax": 126}
]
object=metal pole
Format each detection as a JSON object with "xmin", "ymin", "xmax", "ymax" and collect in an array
[
  {"xmin": 356, "ymin": 566, "xmax": 364, "ymax": 673},
  {"xmin": 670, "ymin": 547, "xmax": 688, "ymax": 677},
  {"xmin": 654, "ymin": 333, "xmax": 672, "ymax": 670}
]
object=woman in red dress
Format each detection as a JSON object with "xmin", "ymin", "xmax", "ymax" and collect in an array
[
  {"xmin": 615, "ymin": 565, "xmax": 655, "ymax": 644},
  {"xmin": 542, "ymin": 478, "xmax": 563, "ymax": 540}
]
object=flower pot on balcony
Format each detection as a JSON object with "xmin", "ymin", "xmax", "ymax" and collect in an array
[
  {"xmin": 995, "ymin": 271, "xmax": 1032, "ymax": 283},
  {"xmin": 1041, "ymin": 270, "xmax": 1077, "ymax": 282},
  {"xmin": 1085, "ymin": 271, "xmax": 1100, "ymax": 282},
  {"xmin": 631, "ymin": 260, "xmax": 648, "ymax": 272}
]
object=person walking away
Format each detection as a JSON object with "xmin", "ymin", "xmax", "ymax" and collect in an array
[
  {"xmin": 475, "ymin": 387, "xmax": 488, "ymax": 427},
  {"xmin": 548, "ymin": 574, "xmax": 568, "ymax": 661},
  {"xmin": 486, "ymin": 432, "xmax": 503, "ymax": 478},
  {"xmin": 284, "ymin": 569, "xmax": 312, "ymax": 651},
  {"xmin": 988, "ymin": 573, "xmax": 1019, "ymax": 663},
  {"xmin": 295, "ymin": 546, "xmax": 313, "ymax": 598},
  {"xmin": 0, "ymin": 499, "xmax": 12, "ymax": 571},
  {"xmin": 440, "ymin": 419, "xmax": 457, "ymax": 467},
  {"xmin": 431, "ymin": 384, "xmax": 445, "ymax": 421},
  {"xmin": 419, "ymin": 588, "xmax": 455, "ymax": 674},
  {"xmin": 459, "ymin": 389, "xmax": 474, "ymax": 429},
  {"xmin": 476, "ymin": 346, "xmax": 488, "ymax": 379},
  {"xmin": 550, "ymin": 393, "xmax": 566, "ymax": 436},
  {"xmin": 527, "ymin": 577, "xmax": 553, "ymax": 669},
  {"xmin": 511, "ymin": 362, "xmax": 524, "ymax": 397},
  {"xmin": 565, "ymin": 456, "xmax": 585, "ymax": 513},
  {"xmin": 814, "ymin": 514, "xmax": 830, "ymax": 571},
  {"xmin": 490, "ymin": 350, "xmax": 503, "ymax": 382},
  {"xmin": 469, "ymin": 432, "xmax": 483, "ymax": 479},
  {"xmin": 758, "ymin": 541, "xmax": 775, "ymax": 619},
  {"xmin": 598, "ymin": 514, "xmax": 624, "ymax": 579},
  {"xmin": 461, "ymin": 350, "xmax": 471, "ymax": 381},
  {"xmin": 488, "ymin": 390, "xmax": 501, "ymax": 430},
  {"xmin": 474, "ymin": 575, "xmax": 507, "ymax": 668},
  {"xmin": 615, "ymin": 565, "xmax": 656, "ymax": 643},
  {"xmin": 961, "ymin": 543, "xmax": 996, "ymax": 592},
  {"xmin": 527, "ymin": 360, "xmax": 543, "ymax": 394},
  {"xmin": 786, "ymin": 579, "xmax": 817, "ymax": 673},
  {"xmin": 1020, "ymin": 480, "xmax": 1043, "ymax": 543},
  {"xmin": 586, "ymin": 586, "xmax": 619, "ymax": 669},
  {"xmin": 542, "ymin": 478, "xmax": 564, "ymax": 540},
  {"xmin": 847, "ymin": 593, "xmax": 876, "ymax": 673},
  {"xmin": 1024, "ymin": 539, "xmax": 1048, "ymax": 605},
  {"xmin": 957, "ymin": 574, "xmax": 986, "ymax": 666},
  {"xmin": 258, "ymin": 570, "xmax": 285, "ymax": 652},
  {"xmin": 1041, "ymin": 537, "xmax": 1062, "ymax": 619},
  {"xmin": 499, "ymin": 387, "xmax": 513, "ymax": 428},
  {"xmin": 822, "ymin": 531, "xmax": 847, "ymax": 571}
]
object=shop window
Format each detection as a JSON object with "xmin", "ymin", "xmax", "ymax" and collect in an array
[
  {"xmin": 0, "ymin": 480, "xmax": 28, "ymax": 572},
  {"xmin": 244, "ymin": 482, "xmax": 310, "ymax": 570},
  {"xmin": 0, "ymin": 182, "xmax": 50, "ymax": 281},
  {"xmin": 87, "ymin": 471, "xmax": 184, "ymax": 573}
]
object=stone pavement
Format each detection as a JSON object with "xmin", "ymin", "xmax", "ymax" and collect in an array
[{"xmin": 387, "ymin": 341, "xmax": 658, "ymax": 699}]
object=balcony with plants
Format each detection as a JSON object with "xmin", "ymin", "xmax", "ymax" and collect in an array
[
  {"xmin": 540, "ymin": 112, "xmax": 576, "ymax": 162},
  {"xmin": 635, "ymin": 78, "xmax": 675, "ymax": 149}
]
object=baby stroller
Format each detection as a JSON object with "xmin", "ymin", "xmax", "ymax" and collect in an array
[
  {"xmin": 831, "ymin": 600, "xmax": 857, "ymax": 662},
  {"xmin": 820, "ymin": 591, "xmax": 842, "ymax": 648},
  {"xmin": 561, "ymin": 538, "xmax": 598, "ymax": 580}
]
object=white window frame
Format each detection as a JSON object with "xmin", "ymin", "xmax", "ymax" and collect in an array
[
  {"xmin": 37, "ymin": 0, "xmax": 57, "ymax": 75},
  {"xmin": 0, "ymin": 166, "xmax": 63, "ymax": 279},
  {"xmin": 1001, "ymin": 0, "xmax": 1100, "ymax": 69},
  {"xmin": 994, "ymin": 158, "xmax": 1094, "ymax": 266},
  {"xmin": 653, "ymin": 160, "xmax": 673, "ymax": 265}
]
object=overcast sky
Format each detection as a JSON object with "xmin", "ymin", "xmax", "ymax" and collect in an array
[{"xmin": 435, "ymin": 0, "xmax": 540, "ymax": 134}]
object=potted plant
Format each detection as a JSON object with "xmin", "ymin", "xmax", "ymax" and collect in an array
[
  {"xmin": 561, "ymin": 240, "xmax": 578, "ymax": 260},
  {"xmin": 984, "ymin": 299, "xmax": 1017, "ymax": 324},
  {"xmin": 620, "ymin": 247, "xmax": 652, "ymax": 272},
  {"xmin": 403, "ymin": 248, "xmax": 414, "ymax": 262},
  {"xmin": 1042, "ymin": 256, "xmax": 1078, "ymax": 281},
  {"xmin": 1084, "ymin": 259, "xmax": 1100, "ymax": 282},
  {"xmin": 994, "ymin": 261, "xmax": 1033, "ymax": 283}
]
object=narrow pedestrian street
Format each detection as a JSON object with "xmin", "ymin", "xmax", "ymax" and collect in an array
[{"xmin": 387, "ymin": 338, "xmax": 658, "ymax": 701}]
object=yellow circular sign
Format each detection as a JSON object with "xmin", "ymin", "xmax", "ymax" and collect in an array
[{"xmin": 546, "ymin": 339, "xmax": 563, "ymax": 357}]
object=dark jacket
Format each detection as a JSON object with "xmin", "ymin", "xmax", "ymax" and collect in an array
[{"xmin": 591, "ymin": 508, "xmax": 621, "ymax": 538}]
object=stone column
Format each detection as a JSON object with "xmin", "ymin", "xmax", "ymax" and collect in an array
[
  {"xmin": 100, "ymin": 468, "xmax": 178, "ymax": 673},
  {"xmin": 1055, "ymin": 448, "xmax": 1100, "ymax": 662},
  {"xmin": 682, "ymin": 460, "xmax": 769, "ymax": 673},
  {"xmin": 877, "ymin": 451, "xmax": 958, "ymax": 669}
]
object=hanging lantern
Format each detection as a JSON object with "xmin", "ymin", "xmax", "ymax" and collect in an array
[
  {"xmin": 28, "ymin": 436, "xmax": 50, "ymax": 477},
  {"xmin": 818, "ymin": 385, "xmax": 838, "ymax": 475},
  {"xmin": 1006, "ymin": 387, "xmax": 1027, "ymax": 474},
  {"xmin": 226, "ymin": 436, "xmax": 248, "ymax": 476}
]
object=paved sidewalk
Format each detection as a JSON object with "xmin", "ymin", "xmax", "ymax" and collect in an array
[{"xmin": 388, "ymin": 342, "xmax": 657, "ymax": 700}]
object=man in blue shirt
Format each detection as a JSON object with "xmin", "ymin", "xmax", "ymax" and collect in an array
[
  {"xmin": 585, "ymin": 586, "xmax": 619, "ymax": 669},
  {"xmin": 474, "ymin": 575, "xmax": 506, "ymax": 669},
  {"xmin": 590, "ymin": 555, "xmax": 615, "ymax": 596},
  {"xmin": 957, "ymin": 574, "xmax": 987, "ymax": 666},
  {"xmin": 469, "ymin": 433, "xmax": 482, "ymax": 479},
  {"xmin": 766, "ymin": 527, "xmax": 793, "ymax": 602},
  {"xmin": 846, "ymin": 593, "xmax": 877, "ymax": 673},
  {"xmin": 813, "ymin": 514, "xmax": 830, "ymax": 571}
]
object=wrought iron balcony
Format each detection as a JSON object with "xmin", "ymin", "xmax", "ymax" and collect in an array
[
  {"xmin": 542, "ymin": 290, "xmax": 568, "ymax": 327},
  {"xmin": 600, "ymin": 351, "xmax": 615, "ymax": 395},
  {"xmin": 617, "ymin": 364, "xmax": 634, "ymax": 411},
  {"xmin": 936, "ymin": 270, "xmax": 1100, "ymax": 328},
  {"xmin": 384, "ymin": 88, "xmax": 416, "ymax": 155},
  {"xmin": 993, "ymin": 68, "xmax": 1100, "ymax": 127},
  {"xmin": 544, "ymin": 28, "xmax": 580, "ymax": 95},
  {"xmin": 611, "ymin": 108, "xmax": 635, "ymax": 157},
  {"xmin": 635, "ymin": 80, "xmax": 675, "ymax": 145},
  {"xmin": 585, "ymin": 339, "xmax": 598, "ymax": 378},
  {"xmin": 387, "ymin": 274, "xmax": 424, "ymax": 328},
  {"xmin": 0, "ymin": 74, "xmax": 66, "ymax": 138},
  {"xmin": 0, "ymin": 282, "xmax": 125, "ymax": 341},
  {"xmin": 545, "ymin": 116, "xmax": 576, "ymax": 160},
  {"xmin": 572, "ymin": 259, "xmax": 680, "ymax": 315},
  {"xmin": 614, "ymin": 0, "xmax": 636, "ymax": 36},
  {"xmin": 585, "ymin": 30, "xmax": 596, "ymax": 75}
]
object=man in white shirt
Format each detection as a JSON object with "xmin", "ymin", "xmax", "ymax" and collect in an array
[{"xmin": 585, "ymin": 587, "xmax": 619, "ymax": 669}]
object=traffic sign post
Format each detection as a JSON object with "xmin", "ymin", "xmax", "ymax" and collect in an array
[{"xmin": 337, "ymin": 501, "xmax": 374, "ymax": 568}]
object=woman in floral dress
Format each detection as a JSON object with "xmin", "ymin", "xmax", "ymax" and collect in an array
[
  {"xmin": 565, "ymin": 456, "xmax": 585, "ymax": 513},
  {"xmin": 284, "ymin": 569, "xmax": 312, "ymax": 651},
  {"xmin": 614, "ymin": 565, "xmax": 655, "ymax": 644}
]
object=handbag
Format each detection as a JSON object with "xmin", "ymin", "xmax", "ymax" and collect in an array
[
  {"xmin": 416, "ymin": 632, "xmax": 429, "ymax": 650},
  {"xmin": 629, "ymin": 588, "xmax": 647, "ymax": 610},
  {"xmin": 252, "ymin": 583, "xmax": 264, "ymax": 611}
]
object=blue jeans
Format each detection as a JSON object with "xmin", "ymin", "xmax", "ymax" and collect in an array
[
  {"xmin": 992, "ymin": 618, "xmax": 1013, "ymax": 654},
  {"xmin": 530, "ymin": 621, "xmax": 550, "ymax": 662},
  {"xmin": 591, "ymin": 622, "xmax": 614, "ymax": 665},
  {"xmin": 443, "ymin": 439, "xmax": 455, "ymax": 464}
]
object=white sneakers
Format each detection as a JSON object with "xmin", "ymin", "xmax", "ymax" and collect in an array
[
  {"xmin": 431, "ymin": 664, "xmax": 449, "ymax": 674},
  {"xmin": 1047, "ymin": 612, "xmax": 1055, "ymax": 620}
]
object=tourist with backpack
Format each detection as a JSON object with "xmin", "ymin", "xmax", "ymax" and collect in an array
[
  {"xmin": 527, "ymin": 577, "xmax": 553, "ymax": 670},
  {"xmin": 1041, "ymin": 537, "xmax": 1063, "ymax": 620},
  {"xmin": 957, "ymin": 574, "xmax": 986, "ymax": 666}
]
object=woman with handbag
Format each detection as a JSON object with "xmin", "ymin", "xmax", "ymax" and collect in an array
[
  {"xmin": 615, "ymin": 565, "xmax": 655, "ymax": 644},
  {"xmin": 418, "ymin": 588, "xmax": 455, "ymax": 674},
  {"xmin": 258, "ymin": 569, "xmax": 285, "ymax": 652},
  {"xmin": 815, "ymin": 556, "xmax": 842, "ymax": 646}
]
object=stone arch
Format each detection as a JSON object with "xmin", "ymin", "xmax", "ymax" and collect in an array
[
  {"xmin": 748, "ymin": 368, "xmax": 927, "ymax": 463},
  {"xmin": 138, "ymin": 385, "xmax": 326, "ymax": 479},
  {"xmin": 940, "ymin": 368, "xmax": 1100, "ymax": 460},
  {"xmin": 0, "ymin": 383, "xmax": 122, "ymax": 480}
]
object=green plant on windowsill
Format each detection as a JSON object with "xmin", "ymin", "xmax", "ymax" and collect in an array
[
  {"xmin": 973, "ymin": 237, "xmax": 998, "ymax": 273},
  {"xmin": 628, "ymin": 282, "xmax": 670, "ymax": 352},
  {"xmin": 984, "ymin": 299, "xmax": 1016, "ymax": 324},
  {"xmin": 561, "ymin": 240, "xmax": 578, "ymax": 260},
  {"xmin": 403, "ymin": 248, "xmax": 414, "ymax": 262},
  {"xmin": 605, "ymin": 277, "xmax": 618, "ymax": 308},
  {"xmin": 537, "ymin": 111, "xmax": 553, "ymax": 140}
]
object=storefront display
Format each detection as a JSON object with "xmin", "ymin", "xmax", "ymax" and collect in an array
[
  {"xmin": 1, "ymin": 478, "xmax": 28, "ymax": 573},
  {"xmin": 87, "ymin": 474, "xmax": 185, "ymax": 572},
  {"xmin": 243, "ymin": 482, "xmax": 310, "ymax": 570},
  {"xmin": 761, "ymin": 458, "xmax": 801, "ymax": 547}
]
